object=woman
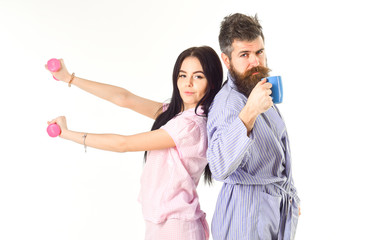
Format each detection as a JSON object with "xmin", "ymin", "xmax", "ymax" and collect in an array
[{"xmin": 47, "ymin": 46, "xmax": 223, "ymax": 239}]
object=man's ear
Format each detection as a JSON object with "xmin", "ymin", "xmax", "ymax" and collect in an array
[{"xmin": 221, "ymin": 52, "xmax": 231, "ymax": 70}]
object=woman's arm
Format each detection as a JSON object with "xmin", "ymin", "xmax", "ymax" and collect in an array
[
  {"xmin": 70, "ymin": 76, "xmax": 163, "ymax": 119},
  {"xmin": 49, "ymin": 116, "xmax": 175, "ymax": 153},
  {"xmin": 45, "ymin": 59, "xmax": 163, "ymax": 120}
]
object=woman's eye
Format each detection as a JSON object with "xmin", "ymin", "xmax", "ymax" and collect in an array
[
  {"xmin": 178, "ymin": 74, "xmax": 186, "ymax": 78},
  {"xmin": 193, "ymin": 75, "xmax": 205, "ymax": 80}
]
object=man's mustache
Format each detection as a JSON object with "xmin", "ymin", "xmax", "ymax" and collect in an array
[{"xmin": 243, "ymin": 66, "xmax": 271, "ymax": 79}]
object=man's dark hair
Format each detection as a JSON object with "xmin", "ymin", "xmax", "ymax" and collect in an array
[{"xmin": 219, "ymin": 13, "xmax": 264, "ymax": 58}]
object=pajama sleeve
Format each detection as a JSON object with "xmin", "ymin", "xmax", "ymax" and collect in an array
[
  {"xmin": 161, "ymin": 114, "xmax": 207, "ymax": 173},
  {"xmin": 207, "ymin": 105, "xmax": 253, "ymax": 181}
]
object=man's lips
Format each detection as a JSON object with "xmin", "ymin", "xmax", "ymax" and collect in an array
[{"xmin": 252, "ymin": 72, "xmax": 260, "ymax": 75}]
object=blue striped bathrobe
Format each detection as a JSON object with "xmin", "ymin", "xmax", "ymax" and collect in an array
[{"xmin": 207, "ymin": 72, "xmax": 300, "ymax": 240}]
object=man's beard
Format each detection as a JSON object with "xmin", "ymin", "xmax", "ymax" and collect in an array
[{"xmin": 230, "ymin": 63, "xmax": 271, "ymax": 97}]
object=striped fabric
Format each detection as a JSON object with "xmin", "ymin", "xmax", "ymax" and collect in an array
[{"xmin": 207, "ymin": 72, "xmax": 300, "ymax": 240}]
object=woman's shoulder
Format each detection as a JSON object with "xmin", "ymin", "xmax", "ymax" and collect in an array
[
  {"xmin": 164, "ymin": 108, "xmax": 206, "ymax": 134},
  {"xmin": 161, "ymin": 109, "xmax": 207, "ymax": 149},
  {"xmin": 179, "ymin": 107, "xmax": 206, "ymax": 126}
]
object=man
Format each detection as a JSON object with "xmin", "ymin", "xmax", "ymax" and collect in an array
[{"xmin": 207, "ymin": 13, "xmax": 300, "ymax": 239}]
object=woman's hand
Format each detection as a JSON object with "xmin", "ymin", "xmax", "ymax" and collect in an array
[
  {"xmin": 47, "ymin": 116, "xmax": 68, "ymax": 137},
  {"xmin": 45, "ymin": 59, "xmax": 72, "ymax": 83}
]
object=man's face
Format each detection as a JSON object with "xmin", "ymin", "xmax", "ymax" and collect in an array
[
  {"xmin": 222, "ymin": 36, "xmax": 267, "ymax": 75},
  {"xmin": 221, "ymin": 36, "xmax": 270, "ymax": 97}
]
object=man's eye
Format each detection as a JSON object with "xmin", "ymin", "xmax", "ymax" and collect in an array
[
  {"xmin": 240, "ymin": 53, "xmax": 248, "ymax": 57},
  {"xmin": 257, "ymin": 50, "xmax": 264, "ymax": 55}
]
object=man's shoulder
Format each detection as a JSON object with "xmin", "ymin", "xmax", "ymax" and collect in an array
[{"xmin": 211, "ymin": 83, "xmax": 247, "ymax": 110}]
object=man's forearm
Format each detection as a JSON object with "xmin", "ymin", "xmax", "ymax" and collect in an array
[{"xmin": 238, "ymin": 104, "xmax": 260, "ymax": 136}]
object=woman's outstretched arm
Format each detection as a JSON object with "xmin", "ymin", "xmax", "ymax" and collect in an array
[
  {"xmin": 48, "ymin": 116, "xmax": 175, "ymax": 152},
  {"xmin": 45, "ymin": 59, "xmax": 163, "ymax": 120}
]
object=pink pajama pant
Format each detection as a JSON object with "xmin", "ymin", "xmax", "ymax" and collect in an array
[{"xmin": 145, "ymin": 217, "xmax": 209, "ymax": 240}]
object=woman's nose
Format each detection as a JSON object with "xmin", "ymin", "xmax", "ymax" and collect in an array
[{"xmin": 185, "ymin": 76, "xmax": 193, "ymax": 86}]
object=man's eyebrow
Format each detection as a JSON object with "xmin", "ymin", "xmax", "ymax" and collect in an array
[
  {"xmin": 256, "ymin": 48, "xmax": 265, "ymax": 53},
  {"xmin": 238, "ymin": 50, "xmax": 250, "ymax": 55},
  {"xmin": 237, "ymin": 48, "xmax": 265, "ymax": 55}
]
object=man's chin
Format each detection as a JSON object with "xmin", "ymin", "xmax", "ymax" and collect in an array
[
  {"xmin": 232, "ymin": 73, "xmax": 267, "ymax": 97},
  {"xmin": 229, "ymin": 66, "xmax": 271, "ymax": 97}
]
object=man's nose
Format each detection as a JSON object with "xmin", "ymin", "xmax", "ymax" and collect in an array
[{"xmin": 249, "ymin": 54, "xmax": 260, "ymax": 67}]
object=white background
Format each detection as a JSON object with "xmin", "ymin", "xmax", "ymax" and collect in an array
[{"xmin": 1, "ymin": 0, "xmax": 382, "ymax": 239}]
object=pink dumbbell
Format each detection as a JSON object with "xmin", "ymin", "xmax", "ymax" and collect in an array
[
  {"xmin": 47, "ymin": 58, "xmax": 61, "ymax": 80},
  {"xmin": 47, "ymin": 123, "xmax": 61, "ymax": 137}
]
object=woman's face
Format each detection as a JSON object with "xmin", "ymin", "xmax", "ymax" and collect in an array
[{"xmin": 177, "ymin": 57, "xmax": 208, "ymax": 110}]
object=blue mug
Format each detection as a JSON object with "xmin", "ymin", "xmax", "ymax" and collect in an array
[{"xmin": 265, "ymin": 76, "xmax": 283, "ymax": 104}]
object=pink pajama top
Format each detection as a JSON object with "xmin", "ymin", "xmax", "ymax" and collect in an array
[{"xmin": 138, "ymin": 107, "xmax": 208, "ymax": 224}]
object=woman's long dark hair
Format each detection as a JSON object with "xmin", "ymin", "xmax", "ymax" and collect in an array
[{"xmin": 144, "ymin": 46, "xmax": 223, "ymax": 185}]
